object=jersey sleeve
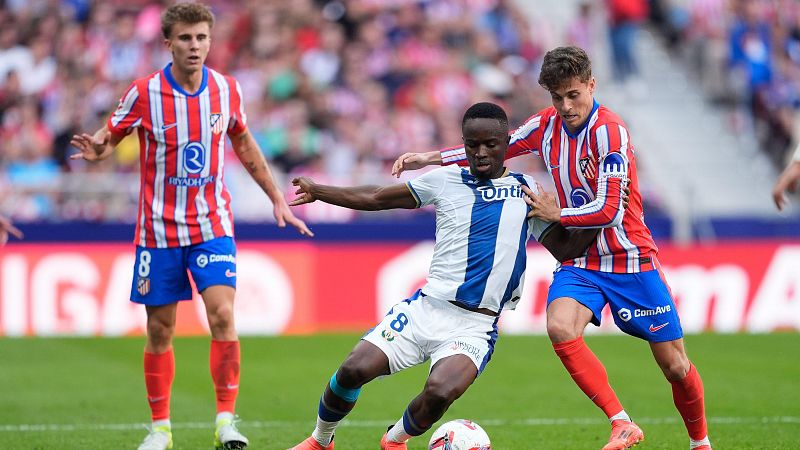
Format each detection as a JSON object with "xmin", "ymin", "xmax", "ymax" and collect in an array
[
  {"xmin": 406, "ymin": 167, "xmax": 448, "ymax": 207},
  {"xmin": 529, "ymin": 217, "xmax": 557, "ymax": 242},
  {"xmin": 107, "ymin": 82, "xmax": 142, "ymax": 137},
  {"xmin": 227, "ymin": 78, "xmax": 248, "ymax": 136},
  {"xmin": 560, "ymin": 122, "xmax": 630, "ymax": 229},
  {"xmin": 439, "ymin": 114, "xmax": 543, "ymax": 166}
]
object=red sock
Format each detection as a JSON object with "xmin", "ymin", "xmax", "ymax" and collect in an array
[
  {"xmin": 553, "ymin": 337, "xmax": 623, "ymax": 418},
  {"xmin": 144, "ymin": 348, "xmax": 175, "ymax": 421},
  {"xmin": 210, "ymin": 340, "xmax": 240, "ymax": 414},
  {"xmin": 671, "ymin": 363, "xmax": 707, "ymax": 440}
]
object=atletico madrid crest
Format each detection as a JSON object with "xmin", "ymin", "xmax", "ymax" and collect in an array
[
  {"xmin": 137, "ymin": 277, "xmax": 151, "ymax": 296},
  {"xmin": 579, "ymin": 157, "xmax": 597, "ymax": 179},
  {"xmin": 210, "ymin": 113, "xmax": 223, "ymax": 135}
]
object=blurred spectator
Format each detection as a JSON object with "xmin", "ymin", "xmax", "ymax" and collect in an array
[
  {"xmin": 605, "ymin": 0, "xmax": 649, "ymax": 85},
  {"xmin": 1, "ymin": 0, "xmax": 553, "ymax": 223}
]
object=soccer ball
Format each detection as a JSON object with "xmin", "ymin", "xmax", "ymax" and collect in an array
[{"xmin": 428, "ymin": 419, "xmax": 491, "ymax": 450}]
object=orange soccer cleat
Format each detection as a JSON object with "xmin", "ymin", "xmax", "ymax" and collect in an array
[
  {"xmin": 287, "ymin": 436, "xmax": 334, "ymax": 450},
  {"xmin": 601, "ymin": 420, "xmax": 644, "ymax": 450},
  {"xmin": 380, "ymin": 432, "xmax": 408, "ymax": 450}
]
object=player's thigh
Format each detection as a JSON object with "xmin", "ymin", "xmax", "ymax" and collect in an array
[
  {"xmin": 131, "ymin": 245, "xmax": 192, "ymax": 306},
  {"xmin": 606, "ymin": 269, "xmax": 684, "ymax": 342},
  {"xmin": 187, "ymin": 236, "xmax": 237, "ymax": 294},
  {"xmin": 362, "ymin": 292, "xmax": 428, "ymax": 374},
  {"xmin": 547, "ymin": 266, "xmax": 607, "ymax": 327},
  {"xmin": 426, "ymin": 354, "xmax": 477, "ymax": 399}
]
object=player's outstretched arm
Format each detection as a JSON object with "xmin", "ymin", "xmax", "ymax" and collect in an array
[
  {"xmin": 231, "ymin": 129, "xmax": 313, "ymax": 237},
  {"xmin": 538, "ymin": 225, "xmax": 598, "ymax": 262},
  {"xmin": 0, "ymin": 214, "xmax": 23, "ymax": 246},
  {"xmin": 291, "ymin": 176, "xmax": 418, "ymax": 211},
  {"xmin": 772, "ymin": 160, "xmax": 800, "ymax": 211},
  {"xmin": 69, "ymin": 126, "xmax": 119, "ymax": 162},
  {"xmin": 391, "ymin": 151, "xmax": 443, "ymax": 178}
]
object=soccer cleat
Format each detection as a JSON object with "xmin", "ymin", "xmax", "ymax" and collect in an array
[
  {"xmin": 137, "ymin": 425, "xmax": 173, "ymax": 450},
  {"xmin": 601, "ymin": 420, "xmax": 644, "ymax": 450},
  {"xmin": 380, "ymin": 432, "xmax": 407, "ymax": 450},
  {"xmin": 214, "ymin": 417, "xmax": 249, "ymax": 449},
  {"xmin": 287, "ymin": 435, "xmax": 334, "ymax": 450}
]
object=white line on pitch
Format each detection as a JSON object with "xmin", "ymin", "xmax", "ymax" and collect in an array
[{"xmin": 0, "ymin": 416, "xmax": 798, "ymax": 432}]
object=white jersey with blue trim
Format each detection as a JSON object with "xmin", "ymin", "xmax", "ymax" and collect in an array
[{"xmin": 406, "ymin": 164, "xmax": 554, "ymax": 313}]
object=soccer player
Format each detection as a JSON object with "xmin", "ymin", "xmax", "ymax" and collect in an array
[
  {"xmin": 772, "ymin": 143, "xmax": 800, "ymax": 211},
  {"xmin": 69, "ymin": 4, "xmax": 312, "ymax": 450},
  {"xmin": 0, "ymin": 214, "xmax": 23, "ymax": 245},
  {"xmin": 391, "ymin": 47, "xmax": 712, "ymax": 450},
  {"xmin": 287, "ymin": 102, "xmax": 598, "ymax": 450}
]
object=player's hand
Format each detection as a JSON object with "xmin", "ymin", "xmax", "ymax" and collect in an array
[
  {"xmin": 391, "ymin": 151, "xmax": 440, "ymax": 178},
  {"xmin": 522, "ymin": 184, "xmax": 562, "ymax": 223},
  {"xmin": 0, "ymin": 214, "xmax": 23, "ymax": 246},
  {"xmin": 622, "ymin": 186, "xmax": 631, "ymax": 209},
  {"xmin": 772, "ymin": 161, "xmax": 800, "ymax": 211},
  {"xmin": 273, "ymin": 199, "xmax": 314, "ymax": 237},
  {"xmin": 290, "ymin": 177, "xmax": 317, "ymax": 206},
  {"xmin": 69, "ymin": 130, "xmax": 111, "ymax": 162}
]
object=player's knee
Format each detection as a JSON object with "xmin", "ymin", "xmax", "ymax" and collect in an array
[
  {"xmin": 206, "ymin": 303, "xmax": 234, "ymax": 331},
  {"xmin": 336, "ymin": 362, "xmax": 370, "ymax": 388},
  {"xmin": 422, "ymin": 378, "xmax": 460, "ymax": 411},
  {"xmin": 546, "ymin": 318, "xmax": 581, "ymax": 343},
  {"xmin": 660, "ymin": 358, "xmax": 690, "ymax": 381},
  {"xmin": 146, "ymin": 322, "xmax": 174, "ymax": 349}
]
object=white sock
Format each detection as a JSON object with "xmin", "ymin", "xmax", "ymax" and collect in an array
[
  {"xmin": 152, "ymin": 419, "xmax": 171, "ymax": 430},
  {"xmin": 216, "ymin": 411, "xmax": 234, "ymax": 426},
  {"xmin": 386, "ymin": 418, "xmax": 412, "ymax": 443},
  {"xmin": 312, "ymin": 417, "xmax": 338, "ymax": 447},
  {"xmin": 609, "ymin": 410, "xmax": 631, "ymax": 423},
  {"xmin": 690, "ymin": 436, "xmax": 711, "ymax": 449}
]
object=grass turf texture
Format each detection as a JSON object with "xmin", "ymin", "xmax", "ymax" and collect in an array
[{"xmin": 0, "ymin": 333, "xmax": 797, "ymax": 449}]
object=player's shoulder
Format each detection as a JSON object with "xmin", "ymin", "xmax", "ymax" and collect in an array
[
  {"xmin": 126, "ymin": 69, "xmax": 163, "ymax": 92},
  {"xmin": 528, "ymin": 106, "xmax": 558, "ymax": 123},
  {"xmin": 592, "ymin": 104, "xmax": 629, "ymax": 130},
  {"xmin": 206, "ymin": 67, "xmax": 240, "ymax": 90}
]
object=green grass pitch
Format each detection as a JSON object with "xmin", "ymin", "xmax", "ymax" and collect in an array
[{"xmin": 0, "ymin": 333, "xmax": 798, "ymax": 449}]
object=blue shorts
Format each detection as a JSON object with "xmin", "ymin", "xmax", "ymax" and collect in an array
[
  {"xmin": 547, "ymin": 265, "xmax": 683, "ymax": 342},
  {"xmin": 130, "ymin": 237, "xmax": 237, "ymax": 306}
]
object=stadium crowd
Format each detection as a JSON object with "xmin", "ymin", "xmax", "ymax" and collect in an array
[
  {"xmin": 0, "ymin": 0, "xmax": 558, "ymax": 223},
  {"xmin": 652, "ymin": 0, "xmax": 800, "ymax": 167}
]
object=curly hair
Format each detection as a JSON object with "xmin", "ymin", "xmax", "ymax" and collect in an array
[
  {"xmin": 161, "ymin": 3, "xmax": 215, "ymax": 39},
  {"xmin": 538, "ymin": 46, "xmax": 592, "ymax": 91}
]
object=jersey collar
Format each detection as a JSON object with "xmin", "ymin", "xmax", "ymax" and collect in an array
[{"xmin": 163, "ymin": 62, "xmax": 208, "ymax": 97}]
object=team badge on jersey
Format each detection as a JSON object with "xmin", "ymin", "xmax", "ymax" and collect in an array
[
  {"xmin": 210, "ymin": 113, "xmax": 224, "ymax": 135},
  {"xmin": 137, "ymin": 277, "xmax": 151, "ymax": 296},
  {"xmin": 579, "ymin": 157, "xmax": 596, "ymax": 179}
]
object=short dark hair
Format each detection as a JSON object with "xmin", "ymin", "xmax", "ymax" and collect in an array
[
  {"xmin": 161, "ymin": 3, "xmax": 215, "ymax": 39},
  {"xmin": 462, "ymin": 102, "xmax": 508, "ymax": 128},
  {"xmin": 538, "ymin": 46, "xmax": 592, "ymax": 91}
]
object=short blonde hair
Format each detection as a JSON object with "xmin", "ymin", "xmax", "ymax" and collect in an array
[{"xmin": 161, "ymin": 3, "xmax": 215, "ymax": 39}]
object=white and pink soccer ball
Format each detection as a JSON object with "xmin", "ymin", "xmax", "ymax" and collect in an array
[{"xmin": 428, "ymin": 419, "xmax": 491, "ymax": 450}]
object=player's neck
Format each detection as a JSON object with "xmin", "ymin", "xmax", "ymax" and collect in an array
[{"xmin": 169, "ymin": 64, "xmax": 204, "ymax": 93}]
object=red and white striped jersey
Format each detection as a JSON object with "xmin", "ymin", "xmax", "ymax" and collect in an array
[
  {"xmin": 441, "ymin": 101, "xmax": 658, "ymax": 273},
  {"xmin": 107, "ymin": 63, "xmax": 247, "ymax": 248}
]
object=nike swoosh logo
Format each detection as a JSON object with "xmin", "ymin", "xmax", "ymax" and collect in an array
[
  {"xmin": 161, "ymin": 123, "xmax": 178, "ymax": 131},
  {"xmin": 649, "ymin": 322, "xmax": 669, "ymax": 332},
  {"xmin": 148, "ymin": 396, "xmax": 165, "ymax": 403},
  {"xmin": 226, "ymin": 384, "xmax": 239, "ymax": 389},
  {"xmin": 687, "ymin": 417, "xmax": 702, "ymax": 423},
  {"xmin": 225, "ymin": 269, "xmax": 236, "ymax": 278}
]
